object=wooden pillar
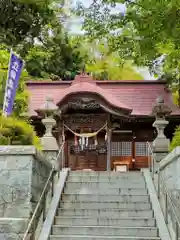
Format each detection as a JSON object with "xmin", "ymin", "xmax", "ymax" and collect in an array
[
  {"xmin": 58, "ymin": 120, "xmax": 66, "ymax": 168},
  {"xmin": 107, "ymin": 128, "xmax": 112, "ymax": 171},
  {"xmin": 64, "ymin": 140, "xmax": 68, "ymax": 168},
  {"xmin": 132, "ymin": 132, "xmax": 136, "ymax": 170}
]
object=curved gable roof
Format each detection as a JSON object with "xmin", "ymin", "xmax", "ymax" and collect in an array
[{"xmin": 56, "ymin": 74, "xmax": 132, "ymax": 114}]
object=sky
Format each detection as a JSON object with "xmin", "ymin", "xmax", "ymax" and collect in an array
[{"xmin": 65, "ymin": 0, "xmax": 155, "ymax": 80}]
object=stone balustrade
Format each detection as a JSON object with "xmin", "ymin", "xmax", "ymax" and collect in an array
[{"xmin": 159, "ymin": 147, "xmax": 180, "ymax": 218}]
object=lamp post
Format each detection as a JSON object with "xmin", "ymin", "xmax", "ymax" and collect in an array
[
  {"xmin": 36, "ymin": 96, "xmax": 59, "ymax": 161},
  {"xmin": 152, "ymin": 96, "xmax": 172, "ymax": 169}
]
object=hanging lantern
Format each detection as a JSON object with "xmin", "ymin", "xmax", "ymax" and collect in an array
[
  {"xmin": 82, "ymin": 137, "xmax": 85, "ymax": 148},
  {"xmin": 79, "ymin": 137, "xmax": 84, "ymax": 150},
  {"xmin": 105, "ymin": 133, "xmax": 107, "ymax": 141},
  {"xmin": 85, "ymin": 137, "xmax": 89, "ymax": 147},
  {"xmin": 74, "ymin": 135, "xmax": 78, "ymax": 146},
  {"xmin": 79, "ymin": 137, "xmax": 81, "ymax": 147},
  {"xmin": 105, "ymin": 125, "xmax": 108, "ymax": 141},
  {"xmin": 94, "ymin": 135, "xmax": 98, "ymax": 146}
]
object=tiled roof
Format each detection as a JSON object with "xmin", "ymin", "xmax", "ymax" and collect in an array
[
  {"xmin": 55, "ymin": 74, "xmax": 132, "ymax": 114},
  {"xmin": 26, "ymin": 75, "xmax": 180, "ymax": 117}
]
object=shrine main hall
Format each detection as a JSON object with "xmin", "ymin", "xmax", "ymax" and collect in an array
[{"xmin": 26, "ymin": 74, "xmax": 180, "ymax": 171}]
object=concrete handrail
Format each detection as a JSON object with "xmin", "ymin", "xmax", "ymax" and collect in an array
[
  {"xmin": 38, "ymin": 168, "xmax": 70, "ymax": 240},
  {"xmin": 147, "ymin": 143, "xmax": 180, "ymax": 240},
  {"xmin": 159, "ymin": 146, "xmax": 180, "ymax": 171}
]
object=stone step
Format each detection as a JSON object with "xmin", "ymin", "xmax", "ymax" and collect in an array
[
  {"xmin": 69, "ymin": 172, "xmax": 143, "ymax": 177},
  {"xmin": 64, "ymin": 188, "xmax": 148, "ymax": 195},
  {"xmin": 62, "ymin": 194, "xmax": 149, "ymax": 202},
  {"xmin": 50, "ymin": 236, "xmax": 160, "ymax": 240},
  {"xmin": 58, "ymin": 209, "xmax": 154, "ymax": 218},
  {"xmin": 55, "ymin": 216, "xmax": 156, "ymax": 227},
  {"xmin": 52, "ymin": 226, "xmax": 158, "ymax": 237},
  {"xmin": 60, "ymin": 202, "xmax": 151, "ymax": 210},
  {"xmin": 67, "ymin": 176, "xmax": 145, "ymax": 182},
  {"xmin": 65, "ymin": 182, "xmax": 146, "ymax": 188}
]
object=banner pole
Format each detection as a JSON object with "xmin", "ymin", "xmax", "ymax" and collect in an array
[{"xmin": 2, "ymin": 50, "xmax": 24, "ymax": 117}]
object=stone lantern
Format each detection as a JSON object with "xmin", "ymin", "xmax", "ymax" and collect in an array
[
  {"xmin": 152, "ymin": 96, "xmax": 172, "ymax": 164},
  {"xmin": 36, "ymin": 96, "xmax": 59, "ymax": 160}
]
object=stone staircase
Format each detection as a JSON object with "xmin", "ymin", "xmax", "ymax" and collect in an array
[{"xmin": 49, "ymin": 170, "xmax": 163, "ymax": 240}]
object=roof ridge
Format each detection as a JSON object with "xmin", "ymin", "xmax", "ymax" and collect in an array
[
  {"xmin": 72, "ymin": 74, "xmax": 96, "ymax": 85},
  {"xmin": 26, "ymin": 80, "xmax": 166, "ymax": 85}
]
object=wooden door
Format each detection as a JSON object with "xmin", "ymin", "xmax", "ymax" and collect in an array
[
  {"xmin": 67, "ymin": 140, "xmax": 107, "ymax": 171},
  {"xmin": 76, "ymin": 152, "xmax": 89, "ymax": 170}
]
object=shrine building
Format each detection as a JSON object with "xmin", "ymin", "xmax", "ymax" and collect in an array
[{"xmin": 26, "ymin": 74, "xmax": 180, "ymax": 171}]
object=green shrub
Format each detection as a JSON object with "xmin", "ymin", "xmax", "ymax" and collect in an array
[
  {"xmin": 170, "ymin": 125, "xmax": 180, "ymax": 152},
  {"xmin": 0, "ymin": 115, "xmax": 41, "ymax": 150}
]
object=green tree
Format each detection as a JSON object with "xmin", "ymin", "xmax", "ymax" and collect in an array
[
  {"xmin": 0, "ymin": 0, "xmax": 54, "ymax": 46},
  {"xmin": 25, "ymin": 21, "xmax": 89, "ymax": 80},
  {"xmin": 85, "ymin": 40, "xmax": 143, "ymax": 80},
  {"xmin": 25, "ymin": 34, "xmax": 143, "ymax": 81},
  {"xmin": 170, "ymin": 126, "xmax": 180, "ymax": 151},
  {"xmin": 77, "ymin": 0, "xmax": 180, "ymax": 83}
]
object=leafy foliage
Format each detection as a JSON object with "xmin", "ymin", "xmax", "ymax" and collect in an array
[
  {"xmin": 85, "ymin": 40, "xmax": 143, "ymax": 80},
  {"xmin": 0, "ymin": 0, "xmax": 54, "ymax": 46},
  {"xmin": 0, "ymin": 0, "xmax": 144, "ymax": 82},
  {"xmin": 170, "ymin": 126, "xmax": 180, "ymax": 151},
  {"xmin": 0, "ymin": 115, "xmax": 41, "ymax": 149},
  {"xmin": 24, "ymin": 23, "xmax": 89, "ymax": 80},
  {"xmin": 76, "ymin": 0, "xmax": 180, "ymax": 84},
  {"xmin": 24, "ymin": 34, "xmax": 143, "ymax": 80}
]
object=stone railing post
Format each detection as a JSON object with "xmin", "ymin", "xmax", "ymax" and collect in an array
[
  {"xmin": 152, "ymin": 96, "xmax": 172, "ymax": 173},
  {"xmin": 36, "ymin": 96, "xmax": 59, "ymax": 165}
]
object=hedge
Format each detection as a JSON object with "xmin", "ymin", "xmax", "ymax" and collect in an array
[{"xmin": 0, "ymin": 115, "xmax": 41, "ymax": 149}]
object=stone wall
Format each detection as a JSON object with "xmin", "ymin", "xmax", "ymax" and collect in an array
[
  {"xmin": 31, "ymin": 153, "xmax": 52, "ymax": 211},
  {"xmin": 0, "ymin": 146, "xmax": 53, "ymax": 239}
]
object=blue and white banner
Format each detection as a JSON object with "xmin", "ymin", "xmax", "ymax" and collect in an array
[{"xmin": 2, "ymin": 51, "xmax": 24, "ymax": 116}]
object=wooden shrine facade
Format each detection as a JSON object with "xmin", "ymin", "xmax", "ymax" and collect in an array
[
  {"xmin": 62, "ymin": 114, "xmax": 155, "ymax": 171},
  {"xmin": 27, "ymin": 74, "xmax": 180, "ymax": 171},
  {"xmin": 35, "ymin": 94, "xmax": 162, "ymax": 171}
]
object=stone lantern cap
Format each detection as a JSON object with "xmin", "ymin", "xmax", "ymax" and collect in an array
[
  {"xmin": 152, "ymin": 96, "xmax": 172, "ymax": 120},
  {"xmin": 35, "ymin": 96, "xmax": 58, "ymax": 118}
]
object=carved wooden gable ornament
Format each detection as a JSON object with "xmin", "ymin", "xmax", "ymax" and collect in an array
[{"xmin": 68, "ymin": 98, "xmax": 100, "ymax": 110}]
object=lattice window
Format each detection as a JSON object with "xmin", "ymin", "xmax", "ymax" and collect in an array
[
  {"xmin": 121, "ymin": 142, "xmax": 132, "ymax": 156},
  {"xmin": 111, "ymin": 142, "xmax": 132, "ymax": 156},
  {"xmin": 111, "ymin": 142, "xmax": 121, "ymax": 156},
  {"xmin": 135, "ymin": 142, "xmax": 152, "ymax": 156}
]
